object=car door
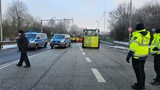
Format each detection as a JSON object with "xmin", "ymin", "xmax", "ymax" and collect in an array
[{"xmin": 37, "ymin": 34, "xmax": 42, "ymax": 47}]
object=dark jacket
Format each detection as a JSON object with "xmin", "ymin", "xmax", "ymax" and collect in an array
[{"xmin": 18, "ymin": 34, "xmax": 28, "ymax": 51}]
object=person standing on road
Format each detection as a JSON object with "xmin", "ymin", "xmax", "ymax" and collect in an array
[
  {"xmin": 150, "ymin": 29, "xmax": 160, "ymax": 85},
  {"xmin": 126, "ymin": 23, "xmax": 150, "ymax": 90},
  {"xmin": 16, "ymin": 30, "xmax": 31, "ymax": 68}
]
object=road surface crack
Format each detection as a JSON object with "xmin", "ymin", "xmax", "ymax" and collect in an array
[{"xmin": 28, "ymin": 50, "xmax": 68, "ymax": 90}]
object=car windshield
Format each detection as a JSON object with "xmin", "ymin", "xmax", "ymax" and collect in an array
[
  {"xmin": 25, "ymin": 34, "xmax": 36, "ymax": 39},
  {"xmin": 53, "ymin": 35, "xmax": 65, "ymax": 39},
  {"xmin": 84, "ymin": 30, "xmax": 98, "ymax": 36}
]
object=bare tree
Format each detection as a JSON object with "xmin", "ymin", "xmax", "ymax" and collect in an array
[
  {"xmin": 5, "ymin": 0, "xmax": 29, "ymax": 33},
  {"xmin": 133, "ymin": 1, "xmax": 160, "ymax": 29},
  {"xmin": 108, "ymin": 3, "xmax": 132, "ymax": 41},
  {"xmin": 68, "ymin": 24, "xmax": 81, "ymax": 35},
  {"xmin": 108, "ymin": 0, "xmax": 160, "ymax": 41}
]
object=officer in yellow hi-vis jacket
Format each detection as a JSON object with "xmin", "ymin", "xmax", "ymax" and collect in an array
[
  {"xmin": 150, "ymin": 29, "xmax": 160, "ymax": 85},
  {"xmin": 126, "ymin": 23, "xmax": 150, "ymax": 90}
]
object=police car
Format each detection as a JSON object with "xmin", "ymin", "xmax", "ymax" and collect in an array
[
  {"xmin": 50, "ymin": 34, "xmax": 71, "ymax": 49},
  {"xmin": 25, "ymin": 32, "xmax": 48, "ymax": 49}
]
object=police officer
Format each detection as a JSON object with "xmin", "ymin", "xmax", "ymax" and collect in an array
[
  {"xmin": 126, "ymin": 23, "xmax": 150, "ymax": 90},
  {"xmin": 16, "ymin": 30, "xmax": 31, "ymax": 68},
  {"xmin": 150, "ymin": 29, "xmax": 160, "ymax": 85}
]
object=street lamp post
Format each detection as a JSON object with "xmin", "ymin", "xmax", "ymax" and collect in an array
[
  {"xmin": 128, "ymin": 0, "xmax": 132, "ymax": 44},
  {"xmin": 0, "ymin": 0, "xmax": 3, "ymax": 50},
  {"xmin": 51, "ymin": 17, "xmax": 56, "ymax": 35},
  {"xmin": 129, "ymin": 0, "xmax": 132, "ymax": 27},
  {"xmin": 40, "ymin": 20, "xmax": 42, "ymax": 33}
]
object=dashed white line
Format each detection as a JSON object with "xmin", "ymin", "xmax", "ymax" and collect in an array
[
  {"xmin": 91, "ymin": 68, "xmax": 106, "ymax": 82},
  {"xmin": 79, "ymin": 47, "xmax": 83, "ymax": 51},
  {"xmin": 82, "ymin": 52, "xmax": 86, "ymax": 55},
  {"xmin": 85, "ymin": 57, "xmax": 92, "ymax": 62},
  {"xmin": 80, "ymin": 48, "xmax": 83, "ymax": 51},
  {"xmin": 0, "ymin": 60, "xmax": 18, "ymax": 70}
]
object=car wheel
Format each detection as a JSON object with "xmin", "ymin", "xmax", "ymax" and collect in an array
[
  {"xmin": 35, "ymin": 44, "xmax": 38, "ymax": 50},
  {"xmin": 66, "ymin": 43, "xmax": 69, "ymax": 48},
  {"xmin": 51, "ymin": 46, "xmax": 53, "ymax": 49},
  {"xmin": 44, "ymin": 43, "xmax": 47, "ymax": 48},
  {"xmin": 82, "ymin": 39, "xmax": 85, "ymax": 48}
]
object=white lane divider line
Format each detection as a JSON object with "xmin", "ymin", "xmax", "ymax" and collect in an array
[
  {"xmin": 85, "ymin": 57, "xmax": 92, "ymax": 62},
  {"xmin": 82, "ymin": 52, "xmax": 86, "ymax": 55},
  {"xmin": 91, "ymin": 68, "xmax": 106, "ymax": 83},
  {"xmin": 80, "ymin": 48, "xmax": 83, "ymax": 51},
  {"xmin": 0, "ymin": 60, "xmax": 18, "ymax": 70},
  {"xmin": 0, "ymin": 50, "xmax": 49, "ymax": 70},
  {"xmin": 79, "ymin": 46, "xmax": 83, "ymax": 51}
]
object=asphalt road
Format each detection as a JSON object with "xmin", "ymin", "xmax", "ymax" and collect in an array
[
  {"xmin": 0, "ymin": 45, "xmax": 50, "ymax": 65},
  {"xmin": 0, "ymin": 43, "xmax": 160, "ymax": 90}
]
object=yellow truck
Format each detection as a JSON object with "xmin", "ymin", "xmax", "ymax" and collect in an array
[{"xmin": 82, "ymin": 29, "xmax": 100, "ymax": 49}]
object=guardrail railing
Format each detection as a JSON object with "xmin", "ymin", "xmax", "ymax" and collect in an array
[
  {"xmin": 0, "ymin": 41, "xmax": 16, "ymax": 50},
  {"xmin": 100, "ymin": 40, "xmax": 129, "ymax": 47}
]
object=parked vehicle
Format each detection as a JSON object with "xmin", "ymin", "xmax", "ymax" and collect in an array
[
  {"xmin": 50, "ymin": 34, "xmax": 71, "ymax": 49},
  {"xmin": 71, "ymin": 35, "xmax": 83, "ymax": 43},
  {"xmin": 25, "ymin": 32, "xmax": 48, "ymax": 49},
  {"xmin": 82, "ymin": 29, "xmax": 100, "ymax": 49}
]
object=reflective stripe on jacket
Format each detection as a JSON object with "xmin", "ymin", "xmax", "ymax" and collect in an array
[
  {"xmin": 129, "ymin": 29, "xmax": 150, "ymax": 59},
  {"xmin": 150, "ymin": 33, "xmax": 160, "ymax": 54}
]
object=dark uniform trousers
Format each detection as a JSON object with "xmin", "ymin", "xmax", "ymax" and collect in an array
[
  {"xmin": 18, "ymin": 49, "xmax": 30, "ymax": 66},
  {"xmin": 154, "ymin": 54, "xmax": 160, "ymax": 82},
  {"xmin": 132, "ymin": 58, "xmax": 146, "ymax": 88}
]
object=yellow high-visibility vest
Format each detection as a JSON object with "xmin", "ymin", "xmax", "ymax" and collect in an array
[
  {"xmin": 150, "ymin": 33, "xmax": 160, "ymax": 54},
  {"xmin": 129, "ymin": 29, "xmax": 150, "ymax": 59}
]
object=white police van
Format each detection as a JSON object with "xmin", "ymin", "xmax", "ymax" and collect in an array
[{"xmin": 25, "ymin": 32, "xmax": 48, "ymax": 49}]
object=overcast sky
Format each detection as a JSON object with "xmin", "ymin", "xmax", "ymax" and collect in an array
[{"xmin": 1, "ymin": 0, "xmax": 157, "ymax": 32}]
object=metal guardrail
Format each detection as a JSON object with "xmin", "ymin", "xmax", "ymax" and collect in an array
[
  {"xmin": 113, "ymin": 41, "xmax": 129, "ymax": 48},
  {"xmin": 100, "ymin": 40, "xmax": 114, "ymax": 46},
  {"xmin": 100, "ymin": 40, "xmax": 129, "ymax": 48},
  {"xmin": 0, "ymin": 41, "xmax": 16, "ymax": 50}
]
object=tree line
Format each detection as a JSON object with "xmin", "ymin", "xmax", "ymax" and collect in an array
[
  {"xmin": 108, "ymin": 0, "xmax": 160, "ymax": 41},
  {"xmin": 1, "ymin": 0, "xmax": 81, "ymax": 41}
]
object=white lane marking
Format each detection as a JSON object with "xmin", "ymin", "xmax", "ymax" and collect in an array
[
  {"xmin": 82, "ymin": 52, "xmax": 86, "ymax": 55},
  {"xmin": 78, "ymin": 43, "xmax": 81, "ymax": 47},
  {"xmin": 79, "ymin": 46, "xmax": 83, "ymax": 51},
  {"xmin": 85, "ymin": 57, "xmax": 92, "ymax": 62},
  {"xmin": 0, "ymin": 50, "xmax": 49, "ymax": 70},
  {"xmin": 80, "ymin": 48, "xmax": 83, "ymax": 51},
  {"xmin": 91, "ymin": 68, "xmax": 106, "ymax": 82},
  {"xmin": 0, "ymin": 60, "xmax": 18, "ymax": 70}
]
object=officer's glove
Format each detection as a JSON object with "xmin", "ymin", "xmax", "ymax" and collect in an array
[
  {"xmin": 126, "ymin": 51, "xmax": 134, "ymax": 63},
  {"xmin": 153, "ymin": 47, "xmax": 159, "ymax": 51}
]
